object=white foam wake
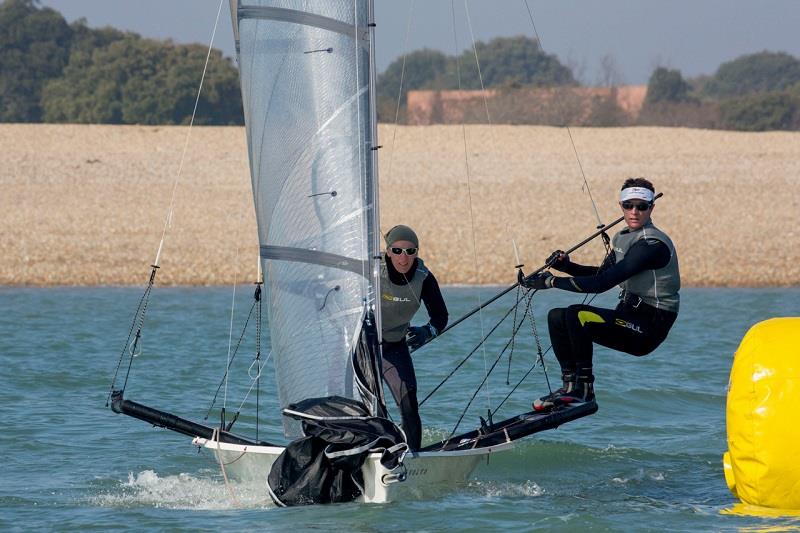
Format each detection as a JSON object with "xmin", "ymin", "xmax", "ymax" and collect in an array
[{"xmin": 92, "ymin": 470, "xmax": 274, "ymax": 510}]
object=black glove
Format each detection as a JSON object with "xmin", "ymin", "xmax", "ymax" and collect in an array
[
  {"xmin": 545, "ymin": 250, "xmax": 569, "ymax": 270},
  {"xmin": 519, "ymin": 271, "xmax": 555, "ymax": 290},
  {"xmin": 406, "ymin": 324, "xmax": 436, "ymax": 350}
]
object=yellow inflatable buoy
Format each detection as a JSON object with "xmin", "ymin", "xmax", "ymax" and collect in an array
[{"xmin": 724, "ymin": 317, "xmax": 800, "ymax": 512}]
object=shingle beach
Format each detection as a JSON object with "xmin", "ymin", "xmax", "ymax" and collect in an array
[{"xmin": 2, "ymin": 124, "xmax": 798, "ymax": 286}]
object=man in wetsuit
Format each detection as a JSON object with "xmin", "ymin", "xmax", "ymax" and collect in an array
[
  {"xmin": 380, "ymin": 224, "xmax": 448, "ymax": 451},
  {"xmin": 520, "ymin": 177, "xmax": 680, "ymax": 411}
]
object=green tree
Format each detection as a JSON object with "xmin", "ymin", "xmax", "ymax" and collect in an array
[
  {"xmin": 42, "ymin": 36, "xmax": 242, "ymax": 125},
  {"xmin": 68, "ymin": 18, "xmax": 128, "ymax": 55},
  {"xmin": 705, "ymin": 51, "xmax": 800, "ymax": 98},
  {"xmin": 376, "ymin": 49, "xmax": 449, "ymax": 121},
  {"xmin": 376, "ymin": 36, "xmax": 574, "ymax": 122},
  {"xmin": 646, "ymin": 67, "xmax": 691, "ymax": 103},
  {"xmin": 451, "ymin": 36, "xmax": 575, "ymax": 90},
  {"xmin": 719, "ymin": 92, "xmax": 799, "ymax": 131},
  {"xmin": 0, "ymin": 0, "xmax": 72, "ymax": 122}
]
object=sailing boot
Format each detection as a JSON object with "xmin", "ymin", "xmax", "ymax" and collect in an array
[
  {"xmin": 533, "ymin": 373, "xmax": 595, "ymax": 411},
  {"xmin": 533, "ymin": 372, "xmax": 575, "ymax": 411}
]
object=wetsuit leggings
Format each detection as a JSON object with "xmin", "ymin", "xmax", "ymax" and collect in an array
[
  {"xmin": 548, "ymin": 302, "xmax": 677, "ymax": 379},
  {"xmin": 381, "ymin": 340, "xmax": 421, "ymax": 451}
]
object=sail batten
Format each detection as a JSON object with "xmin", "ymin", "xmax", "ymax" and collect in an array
[
  {"xmin": 238, "ymin": 5, "xmax": 370, "ymax": 41},
  {"xmin": 260, "ymin": 245, "xmax": 369, "ymax": 276},
  {"xmin": 233, "ymin": 0, "xmax": 377, "ymax": 436}
]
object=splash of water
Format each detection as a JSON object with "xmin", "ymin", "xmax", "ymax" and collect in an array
[{"xmin": 92, "ymin": 470, "xmax": 274, "ymax": 510}]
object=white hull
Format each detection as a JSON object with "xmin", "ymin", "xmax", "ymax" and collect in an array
[{"xmin": 193, "ymin": 437, "xmax": 514, "ymax": 504}]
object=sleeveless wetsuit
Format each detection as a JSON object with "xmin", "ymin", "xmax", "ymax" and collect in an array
[
  {"xmin": 547, "ymin": 221, "xmax": 680, "ymax": 380},
  {"xmin": 380, "ymin": 256, "xmax": 447, "ymax": 450}
]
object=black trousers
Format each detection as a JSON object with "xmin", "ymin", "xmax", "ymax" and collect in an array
[
  {"xmin": 381, "ymin": 340, "xmax": 421, "ymax": 451},
  {"xmin": 547, "ymin": 301, "xmax": 677, "ymax": 378}
]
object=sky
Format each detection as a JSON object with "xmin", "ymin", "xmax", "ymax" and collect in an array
[{"xmin": 39, "ymin": 0, "xmax": 800, "ymax": 85}]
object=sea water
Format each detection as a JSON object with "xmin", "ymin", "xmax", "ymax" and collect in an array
[{"xmin": 1, "ymin": 285, "xmax": 799, "ymax": 531}]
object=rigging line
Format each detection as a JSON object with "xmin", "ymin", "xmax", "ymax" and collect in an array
[
  {"xmin": 505, "ymin": 284, "xmax": 524, "ymax": 384},
  {"xmin": 446, "ymin": 300, "xmax": 532, "ymax": 440},
  {"xmin": 219, "ymin": 349, "xmax": 273, "ymax": 434},
  {"xmin": 386, "ymin": 0, "xmax": 416, "ymax": 185},
  {"xmin": 523, "ymin": 288, "xmax": 552, "ymax": 394},
  {"xmin": 492, "ymin": 343, "xmax": 553, "ymax": 416},
  {"xmin": 120, "ymin": 286, "xmax": 151, "ymax": 392},
  {"xmin": 419, "ymin": 291, "xmax": 524, "ymax": 407},
  {"xmin": 224, "ymin": 347, "xmax": 273, "ymax": 426},
  {"xmin": 106, "ymin": 268, "xmax": 157, "ymax": 403},
  {"xmin": 204, "ymin": 297, "xmax": 258, "ymax": 420},
  {"xmin": 211, "ymin": 428, "xmax": 241, "ymax": 508},
  {"xmin": 398, "ymin": 269, "xmax": 422, "ymax": 309},
  {"xmin": 432, "ymin": 209, "xmax": 632, "ymax": 342},
  {"xmin": 119, "ymin": 268, "xmax": 159, "ymax": 393},
  {"xmin": 221, "ymin": 208, "xmax": 251, "ymax": 417},
  {"xmin": 384, "ymin": 1, "xmax": 450, "ymax": 331},
  {"xmin": 153, "ymin": 0, "xmax": 225, "ymax": 266},
  {"xmin": 521, "ymin": 0, "xmax": 602, "ymax": 227},
  {"xmin": 463, "ymin": 0, "xmax": 493, "ymax": 125},
  {"xmin": 224, "ymin": 246, "xmax": 241, "ymax": 412},
  {"xmin": 235, "ymin": 350, "xmax": 273, "ymax": 414},
  {"xmin": 490, "ymin": 288, "xmax": 603, "ymax": 416},
  {"xmin": 453, "ymin": 0, "xmax": 492, "ymax": 414},
  {"xmin": 221, "ymin": 166, "xmax": 252, "ymax": 417},
  {"xmin": 489, "ymin": 289, "xmax": 553, "ymax": 415}
]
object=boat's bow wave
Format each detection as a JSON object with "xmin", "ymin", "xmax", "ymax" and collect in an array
[{"xmin": 91, "ymin": 470, "xmax": 275, "ymax": 510}]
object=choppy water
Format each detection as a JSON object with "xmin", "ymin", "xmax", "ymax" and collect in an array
[{"xmin": 1, "ymin": 285, "xmax": 799, "ymax": 531}]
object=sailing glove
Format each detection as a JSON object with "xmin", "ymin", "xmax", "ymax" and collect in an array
[
  {"xmin": 546, "ymin": 250, "xmax": 569, "ymax": 270},
  {"xmin": 406, "ymin": 324, "xmax": 436, "ymax": 350},
  {"xmin": 520, "ymin": 271, "xmax": 555, "ymax": 290}
]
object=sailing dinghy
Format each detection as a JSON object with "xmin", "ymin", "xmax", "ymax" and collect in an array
[{"xmin": 109, "ymin": 0, "xmax": 599, "ymax": 505}]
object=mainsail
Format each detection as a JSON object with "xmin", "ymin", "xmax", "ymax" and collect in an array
[{"xmin": 231, "ymin": 0, "xmax": 382, "ymax": 435}]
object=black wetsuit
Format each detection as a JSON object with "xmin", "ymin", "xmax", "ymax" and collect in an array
[
  {"xmin": 381, "ymin": 258, "xmax": 448, "ymax": 451},
  {"xmin": 548, "ymin": 238, "xmax": 678, "ymax": 379}
]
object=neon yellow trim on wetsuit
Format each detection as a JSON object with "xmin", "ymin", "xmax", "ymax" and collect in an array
[{"xmin": 578, "ymin": 310, "xmax": 605, "ymax": 326}]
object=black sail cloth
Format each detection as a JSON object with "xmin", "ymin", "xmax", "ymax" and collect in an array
[{"xmin": 267, "ymin": 396, "xmax": 408, "ymax": 506}]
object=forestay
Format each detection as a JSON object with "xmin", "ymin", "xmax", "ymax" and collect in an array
[{"xmin": 232, "ymin": 0, "xmax": 380, "ymax": 436}]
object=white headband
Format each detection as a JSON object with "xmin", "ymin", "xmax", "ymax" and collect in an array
[{"xmin": 619, "ymin": 187, "xmax": 654, "ymax": 203}]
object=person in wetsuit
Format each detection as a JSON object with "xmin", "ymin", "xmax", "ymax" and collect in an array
[
  {"xmin": 380, "ymin": 224, "xmax": 448, "ymax": 451},
  {"xmin": 519, "ymin": 177, "xmax": 680, "ymax": 411}
]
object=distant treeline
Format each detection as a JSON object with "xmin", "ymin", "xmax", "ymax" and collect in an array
[
  {"xmin": 640, "ymin": 54, "xmax": 800, "ymax": 131},
  {"xmin": 0, "ymin": 0, "xmax": 242, "ymax": 125},
  {"xmin": 2, "ymin": 0, "xmax": 800, "ymax": 130},
  {"xmin": 379, "ymin": 42, "xmax": 800, "ymax": 131}
]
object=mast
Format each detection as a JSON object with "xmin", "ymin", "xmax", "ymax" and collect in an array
[
  {"xmin": 367, "ymin": 0, "xmax": 382, "ymax": 343},
  {"xmin": 362, "ymin": 0, "xmax": 386, "ymax": 417}
]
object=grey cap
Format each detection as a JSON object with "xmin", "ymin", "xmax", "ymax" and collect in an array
[{"xmin": 384, "ymin": 224, "xmax": 419, "ymax": 247}]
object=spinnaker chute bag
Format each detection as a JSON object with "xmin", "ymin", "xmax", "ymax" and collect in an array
[{"xmin": 267, "ymin": 396, "xmax": 407, "ymax": 506}]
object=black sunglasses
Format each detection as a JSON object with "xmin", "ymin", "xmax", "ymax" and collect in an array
[
  {"xmin": 389, "ymin": 247, "xmax": 418, "ymax": 256},
  {"xmin": 621, "ymin": 201, "xmax": 652, "ymax": 212}
]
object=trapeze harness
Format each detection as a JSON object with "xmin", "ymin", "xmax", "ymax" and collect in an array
[
  {"xmin": 380, "ymin": 257, "xmax": 448, "ymax": 450},
  {"xmin": 547, "ymin": 221, "xmax": 680, "ymax": 382}
]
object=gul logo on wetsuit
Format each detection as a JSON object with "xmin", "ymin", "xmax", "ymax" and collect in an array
[
  {"xmin": 382, "ymin": 293, "xmax": 411, "ymax": 302},
  {"xmin": 614, "ymin": 318, "xmax": 642, "ymax": 333}
]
